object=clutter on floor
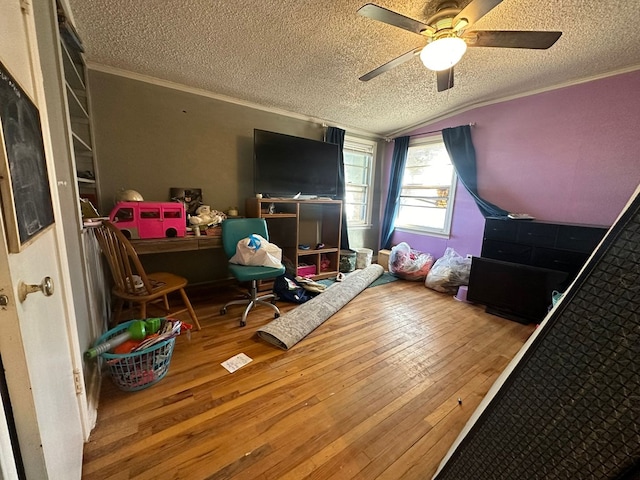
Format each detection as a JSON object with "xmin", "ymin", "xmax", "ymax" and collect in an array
[
  {"xmin": 87, "ymin": 318, "xmax": 188, "ymax": 391},
  {"xmin": 256, "ymin": 264, "xmax": 384, "ymax": 350}
]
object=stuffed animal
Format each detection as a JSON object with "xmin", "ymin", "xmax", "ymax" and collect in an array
[{"xmin": 188, "ymin": 205, "xmax": 226, "ymax": 227}]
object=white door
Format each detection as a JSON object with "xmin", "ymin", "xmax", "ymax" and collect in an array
[
  {"xmin": 0, "ymin": 376, "xmax": 20, "ymax": 479},
  {"xmin": 0, "ymin": 1, "xmax": 84, "ymax": 479}
]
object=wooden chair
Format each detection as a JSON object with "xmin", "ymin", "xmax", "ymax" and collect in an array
[
  {"xmin": 94, "ymin": 220, "xmax": 201, "ymax": 330},
  {"xmin": 220, "ymin": 218, "xmax": 285, "ymax": 326}
]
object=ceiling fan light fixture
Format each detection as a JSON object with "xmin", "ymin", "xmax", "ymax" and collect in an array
[{"xmin": 420, "ymin": 36, "xmax": 467, "ymax": 71}]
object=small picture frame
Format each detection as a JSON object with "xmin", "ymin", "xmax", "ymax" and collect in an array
[
  {"xmin": 169, "ymin": 187, "xmax": 202, "ymax": 216},
  {"xmin": 0, "ymin": 61, "xmax": 55, "ymax": 252}
]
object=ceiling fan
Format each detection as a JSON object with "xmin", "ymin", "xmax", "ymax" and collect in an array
[{"xmin": 357, "ymin": 0, "xmax": 562, "ymax": 91}]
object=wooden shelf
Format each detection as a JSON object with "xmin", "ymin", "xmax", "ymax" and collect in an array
[
  {"xmin": 65, "ymin": 83, "xmax": 89, "ymax": 119},
  {"xmin": 246, "ymin": 197, "xmax": 342, "ymax": 281},
  {"xmin": 298, "ymin": 246, "xmax": 338, "ymax": 255},
  {"xmin": 60, "ymin": 38, "xmax": 85, "ymax": 90},
  {"xmin": 59, "ymin": 14, "xmax": 100, "ymax": 211},
  {"xmin": 72, "ymin": 132, "xmax": 92, "ymax": 152},
  {"xmin": 262, "ymin": 213, "xmax": 297, "ymax": 219}
]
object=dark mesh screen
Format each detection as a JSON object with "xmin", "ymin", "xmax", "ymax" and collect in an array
[{"xmin": 435, "ymin": 193, "xmax": 640, "ymax": 480}]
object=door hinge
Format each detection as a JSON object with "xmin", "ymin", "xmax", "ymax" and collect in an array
[
  {"xmin": 73, "ymin": 368, "xmax": 83, "ymax": 395},
  {"xmin": 20, "ymin": 0, "xmax": 31, "ymax": 13}
]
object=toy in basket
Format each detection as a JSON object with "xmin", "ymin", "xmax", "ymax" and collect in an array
[{"xmin": 88, "ymin": 318, "xmax": 187, "ymax": 392}]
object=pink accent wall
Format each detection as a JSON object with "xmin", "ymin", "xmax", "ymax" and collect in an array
[{"xmin": 382, "ymin": 70, "xmax": 640, "ymax": 258}]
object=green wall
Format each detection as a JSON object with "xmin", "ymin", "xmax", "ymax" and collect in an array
[{"xmin": 88, "ymin": 70, "xmax": 382, "ymax": 284}]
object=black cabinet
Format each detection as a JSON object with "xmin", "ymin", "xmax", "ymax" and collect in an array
[
  {"xmin": 481, "ymin": 240, "xmax": 533, "ymax": 264},
  {"xmin": 469, "ymin": 218, "xmax": 608, "ymax": 323}
]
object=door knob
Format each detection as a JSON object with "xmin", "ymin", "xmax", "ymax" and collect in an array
[{"xmin": 18, "ymin": 277, "xmax": 54, "ymax": 303}]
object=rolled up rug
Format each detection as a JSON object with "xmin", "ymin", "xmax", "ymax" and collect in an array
[{"xmin": 256, "ymin": 264, "xmax": 384, "ymax": 349}]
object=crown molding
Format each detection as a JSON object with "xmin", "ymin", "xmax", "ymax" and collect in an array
[{"xmin": 87, "ymin": 62, "xmax": 640, "ymax": 141}]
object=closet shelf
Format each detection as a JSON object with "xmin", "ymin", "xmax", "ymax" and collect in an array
[{"xmin": 60, "ymin": 9, "xmax": 100, "ymax": 212}]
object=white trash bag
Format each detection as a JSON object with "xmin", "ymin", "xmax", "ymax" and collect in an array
[
  {"xmin": 425, "ymin": 247, "xmax": 471, "ymax": 294},
  {"xmin": 389, "ymin": 242, "xmax": 435, "ymax": 281},
  {"xmin": 229, "ymin": 234, "xmax": 282, "ymax": 268}
]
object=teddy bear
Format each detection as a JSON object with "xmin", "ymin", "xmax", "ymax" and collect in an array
[{"xmin": 188, "ymin": 205, "xmax": 225, "ymax": 227}]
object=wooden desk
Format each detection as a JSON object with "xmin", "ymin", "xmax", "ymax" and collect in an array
[{"xmin": 130, "ymin": 235, "xmax": 222, "ymax": 255}]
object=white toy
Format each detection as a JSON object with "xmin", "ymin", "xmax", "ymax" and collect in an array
[{"xmin": 188, "ymin": 205, "xmax": 225, "ymax": 227}]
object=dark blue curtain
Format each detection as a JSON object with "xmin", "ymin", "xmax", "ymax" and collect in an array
[
  {"xmin": 326, "ymin": 126, "xmax": 350, "ymax": 250},
  {"xmin": 380, "ymin": 136, "xmax": 410, "ymax": 250},
  {"xmin": 442, "ymin": 125, "xmax": 508, "ymax": 218}
]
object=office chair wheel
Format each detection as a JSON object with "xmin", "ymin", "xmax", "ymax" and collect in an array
[
  {"xmin": 274, "ymin": 312, "xmax": 280, "ymax": 318},
  {"xmin": 240, "ymin": 320, "xmax": 246, "ymax": 327},
  {"xmin": 220, "ymin": 307, "xmax": 227, "ymax": 315}
]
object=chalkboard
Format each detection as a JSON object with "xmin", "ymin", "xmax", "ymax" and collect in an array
[{"xmin": 0, "ymin": 61, "xmax": 54, "ymax": 251}]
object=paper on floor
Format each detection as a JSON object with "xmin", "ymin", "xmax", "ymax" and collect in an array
[{"xmin": 221, "ymin": 353, "xmax": 253, "ymax": 373}]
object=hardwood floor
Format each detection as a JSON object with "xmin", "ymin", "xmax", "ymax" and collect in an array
[{"xmin": 82, "ymin": 277, "xmax": 535, "ymax": 480}]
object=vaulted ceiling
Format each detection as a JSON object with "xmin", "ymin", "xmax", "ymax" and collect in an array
[{"xmin": 67, "ymin": 0, "xmax": 640, "ymax": 137}]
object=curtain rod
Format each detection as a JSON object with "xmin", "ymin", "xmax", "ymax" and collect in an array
[
  {"xmin": 386, "ymin": 122, "xmax": 476, "ymax": 142},
  {"xmin": 410, "ymin": 121, "xmax": 476, "ymax": 138}
]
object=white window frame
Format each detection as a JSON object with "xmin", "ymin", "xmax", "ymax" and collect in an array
[
  {"xmin": 343, "ymin": 135, "xmax": 376, "ymax": 228},
  {"xmin": 395, "ymin": 135, "xmax": 457, "ymax": 238}
]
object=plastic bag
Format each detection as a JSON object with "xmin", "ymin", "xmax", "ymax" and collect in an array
[
  {"xmin": 229, "ymin": 234, "xmax": 282, "ymax": 268},
  {"xmin": 425, "ymin": 247, "xmax": 472, "ymax": 293},
  {"xmin": 389, "ymin": 242, "xmax": 435, "ymax": 281}
]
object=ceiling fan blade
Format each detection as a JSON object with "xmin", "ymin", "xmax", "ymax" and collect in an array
[
  {"xmin": 359, "ymin": 47, "xmax": 422, "ymax": 82},
  {"xmin": 357, "ymin": 3, "xmax": 434, "ymax": 35},
  {"xmin": 436, "ymin": 68, "xmax": 454, "ymax": 92},
  {"xmin": 453, "ymin": 0, "xmax": 503, "ymax": 31},
  {"xmin": 463, "ymin": 30, "xmax": 562, "ymax": 49}
]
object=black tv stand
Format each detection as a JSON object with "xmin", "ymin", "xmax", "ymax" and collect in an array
[
  {"xmin": 468, "ymin": 218, "xmax": 608, "ymax": 324},
  {"xmin": 485, "ymin": 307, "xmax": 531, "ymax": 325}
]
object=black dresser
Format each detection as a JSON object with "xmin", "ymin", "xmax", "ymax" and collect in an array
[{"xmin": 467, "ymin": 218, "xmax": 608, "ymax": 323}]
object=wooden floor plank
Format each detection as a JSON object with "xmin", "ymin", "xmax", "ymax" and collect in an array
[{"xmin": 82, "ymin": 278, "xmax": 535, "ymax": 479}]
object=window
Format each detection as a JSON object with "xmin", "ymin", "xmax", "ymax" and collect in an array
[
  {"xmin": 395, "ymin": 135, "xmax": 457, "ymax": 237},
  {"xmin": 343, "ymin": 136, "xmax": 376, "ymax": 226}
]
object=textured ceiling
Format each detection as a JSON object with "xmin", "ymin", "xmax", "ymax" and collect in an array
[{"xmin": 67, "ymin": 0, "xmax": 640, "ymax": 137}]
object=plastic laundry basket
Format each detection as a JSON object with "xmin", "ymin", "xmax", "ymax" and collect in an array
[
  {"xmin": 94, "ymin": 320, "xmax": 176, "ymax": 392},
  {"xmin": 355, "ymin": 248, "xmax": 373, "ymax": 269}
]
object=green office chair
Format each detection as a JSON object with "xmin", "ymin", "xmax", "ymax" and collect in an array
[{"xmin": 220, "ymin": 218, "xmax": 286, "ymax": 326}]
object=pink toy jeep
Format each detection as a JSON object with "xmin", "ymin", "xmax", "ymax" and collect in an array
[{"xmin": 109, "ymin": 201, "xmax": 186, "ymax": 239}]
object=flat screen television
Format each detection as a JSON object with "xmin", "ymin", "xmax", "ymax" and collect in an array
[
  {"xmin": 467, "ymin": 256, "xmax": 570, "ymax": 324},
  {"xmin": 253, "ymin": 129, "xmax": 340, "ymax": 197}
]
